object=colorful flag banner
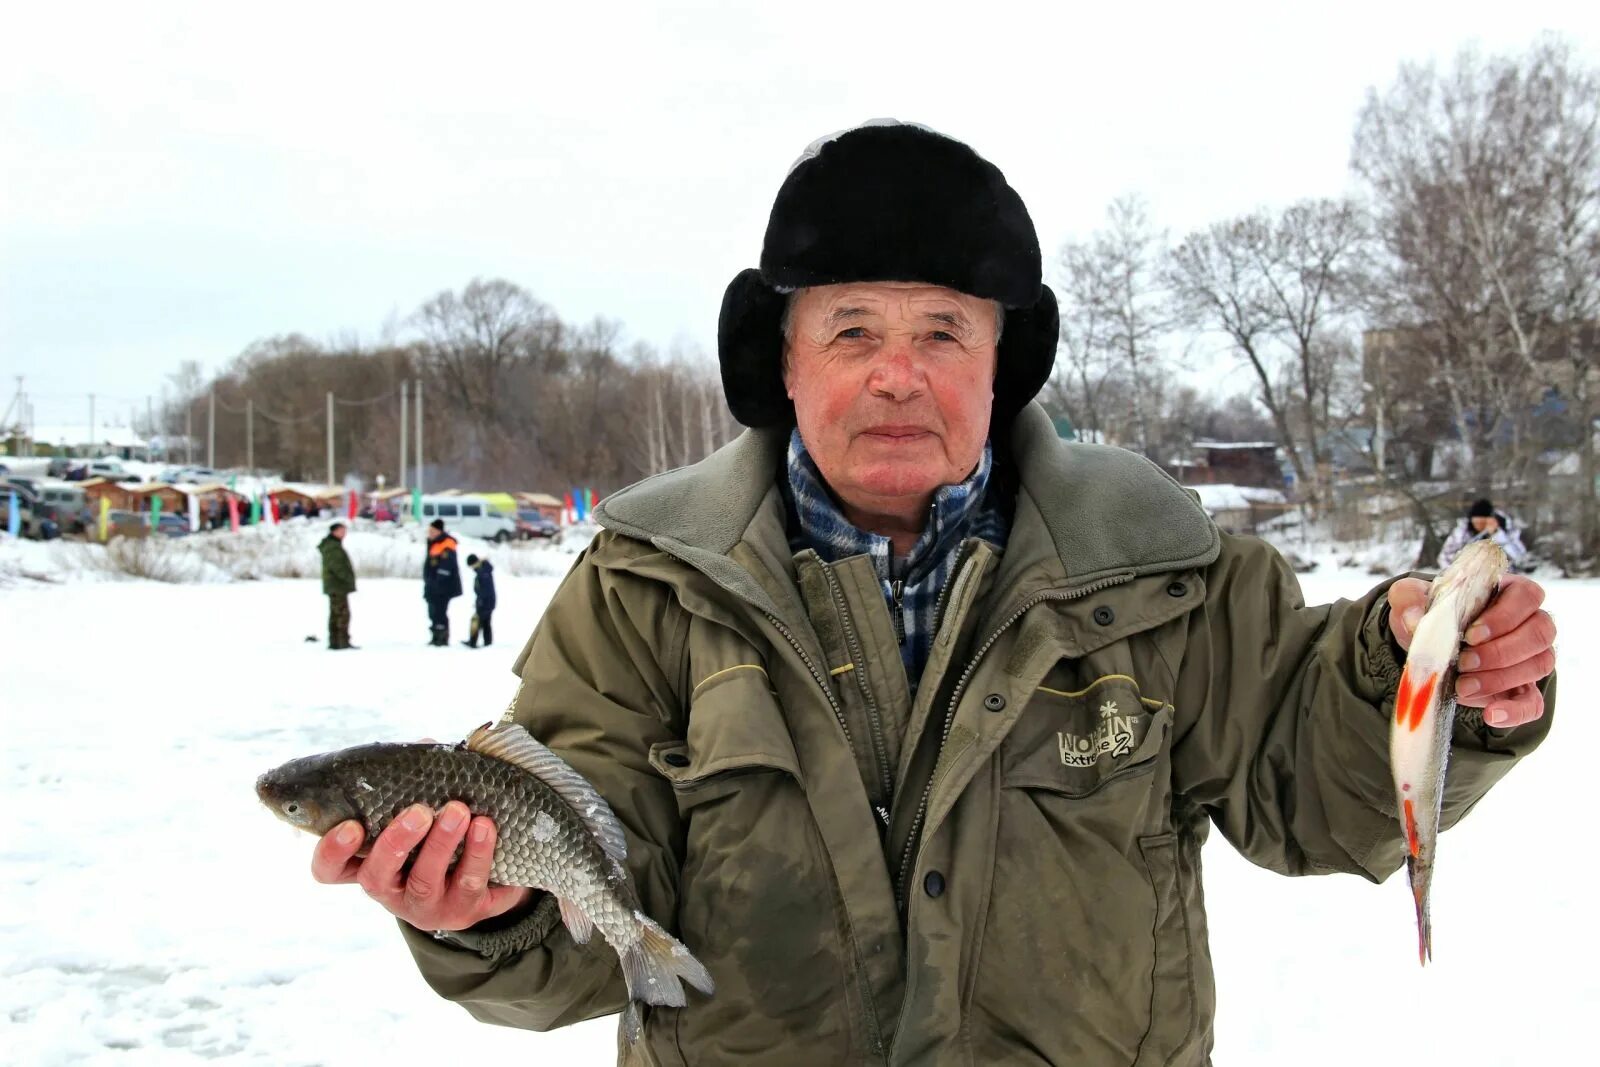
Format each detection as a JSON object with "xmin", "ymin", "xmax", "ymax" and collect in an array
[
  {"xmin": 227, "ymin": 493, "xmax": 240, "ymax": 532},
  {"xmin": 411, "ymin": 488, "xmax": 421, "ymax": 522},
  {"xmin": 249, "ymin": 494, "xmax": 261, "ymax": 526},
  {"xmin": 150, "ymin": 494, "xmax": 163, "ymax": 532},
  {"xmin": 188, "ymin": 491, "xmax": 200, "ymax": 533},
  {"xmin": 98, "ymin": 496, "xmax": 110, "ymax": 542},
  {"xmin": 347, "ymin": 491, "xmax": 358, "ymax": 520},
  {"xmin": 5, "ymin": 490, "xmax": 19, "ymax": 538}
]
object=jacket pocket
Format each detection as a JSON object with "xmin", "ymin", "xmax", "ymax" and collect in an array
[
  {"xmin": 1005, "ymin": 696, "xmax": 1174, "ymax": 799},
  {"xmin": 1133, "ymin": 832, "xmax": 1199, "ymax": 1067},
  {"xmin": 648, "ymin": 660, "xmax": 804, "ymax": 806},
  {"xmin": 646, "ymin": 667, "xmax": 854, "ymax": 1064}
]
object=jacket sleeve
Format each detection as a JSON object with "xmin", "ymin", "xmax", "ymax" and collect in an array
[
  {"xmin": 1437, "ymin": 522, "xmax": 1472, "ymax": 568},
  {"xmin": 397, "ymin": 535, "xmax": 689, "ymax": 1030},
  {"xmin": 1169, "ymin": 533, "xmax": 1553, "ymax": 881},
  {"xmin": 1491, "ymin": 525, "xmax": 1529, "ymax": 566}
]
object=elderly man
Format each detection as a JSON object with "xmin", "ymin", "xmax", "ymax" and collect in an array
[{"xmin": 308, "ymin": 123, "xmax": 1556, "ymax": 1065}]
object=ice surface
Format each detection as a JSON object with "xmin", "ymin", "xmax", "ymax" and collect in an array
[{"xmin": 1, "ymin": 555, "xmax": 1591, "ymax": 1064}]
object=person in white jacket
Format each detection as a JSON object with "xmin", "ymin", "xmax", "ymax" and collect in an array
[{"xmin": 1438, "ymin": 497, "xmax": 1529, "ymax": 569}]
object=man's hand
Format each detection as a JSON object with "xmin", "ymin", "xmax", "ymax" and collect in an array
[
  {"xmin": 1388, "ymin": 573, "xmax": 1555, "ymax": 729},
  {"xmin": 311, "ymin": 801, "xmax": 533, "ymax": 932}
]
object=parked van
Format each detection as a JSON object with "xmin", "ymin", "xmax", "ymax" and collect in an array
[
  {"xmin": 415, "ymin": 495, "xmax": 518, "ymax": 542},
  {"xmin": 37, "ymin": 481, "xmax": 90, "ymax": 534}
]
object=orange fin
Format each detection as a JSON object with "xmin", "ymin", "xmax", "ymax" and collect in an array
[{"xmin": 1402, "ymin": 798, "xmax": 1420, "ymax": 857}]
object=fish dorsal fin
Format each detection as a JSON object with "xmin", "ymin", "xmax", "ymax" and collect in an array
[{"xmin": 466, "ymin": 722, "xmax": 628, "ymax": 863}]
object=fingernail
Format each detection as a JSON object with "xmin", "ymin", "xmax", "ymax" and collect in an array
[
  {"xmin": 1485, "ymin": 708, "xmax": 1509, "ymax": 727},
  {"xmin": 1458, "ymin": 650, "xmax": 1480, "ymax": 671},
  {"xmin": 1465, "ymin": 623, "xmax": 1490, "ymax": 645},
  {"xmin": 337, "ymin": 823, "xmax": 362, "ymax": 846},
  {"xmin": 401, "ymin": 806, "xmax": 430, "ymax": 832},
  {"xmin": 1457, "ymin": 677, "xmax": 1481, "ymax": 697},
  {"xmin": 438, "ymin": 805, "xmax": 465, "ymax": 833},
  {"xmin": 1402, "ymin": 607, "xmax": 1423, "ymax": 631},
  {"xmin": 471, "ymin": 820, "xmax": 490, "ymax": 844}
]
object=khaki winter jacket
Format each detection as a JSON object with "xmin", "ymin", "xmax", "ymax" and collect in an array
[
  {"xmin": 400, "ymin": 404, "xmax": 1552, "ymax": 1066},
  {"xmin": 319, "ymin": 535, "xmax": 355, "ymax": 597}
]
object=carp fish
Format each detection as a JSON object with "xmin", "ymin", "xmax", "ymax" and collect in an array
[
  {"xmin": 1390, "ymin": 538, "xmax": 1509, "ymax": 965},
  {"xmin": 256, "ymin": 721, "xmax": 714, "ymax": 1039}
]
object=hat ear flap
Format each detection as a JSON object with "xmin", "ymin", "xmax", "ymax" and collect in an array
[
  {"xmin": 718, "ymin": 268, "xmax": 794, "ymax": 428},
  {"xmin": 993, "ymin": 286, "xmax": 1058, "ymax": 427}
]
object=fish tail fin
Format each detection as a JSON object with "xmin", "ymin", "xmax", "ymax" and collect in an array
[
  {"xmin": 619, "ymin": 1001, "xmax": 643, "ymax": 1045},
  {"xmin": 1409, "ymin": 856, "xmax": 1433, "ymax": 966},
  {"xmin": 620, "ymin": 915, "xmax": 716, "ymax": 1009}
]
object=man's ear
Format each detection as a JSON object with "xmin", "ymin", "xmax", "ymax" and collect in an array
[{"xmin": 782, "ymin": 345, "xmax": 795, "ymax": 399}]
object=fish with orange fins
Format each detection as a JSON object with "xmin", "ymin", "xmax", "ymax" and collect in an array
[{"xmin": 1390, "ymin": 538, "xmax": 1510, "ymax": 965}]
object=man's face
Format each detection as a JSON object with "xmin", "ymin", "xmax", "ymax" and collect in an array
[
  {"xmin": 427, "ymin": 526, "xmax": 439, "ymax": 541},
  {"xmin": 332, "ymin": 526, "xmax": 346, "ymax": 541},
  {"xmin": 782, "ymin": 282, "xmax": 998, "ymax": 514},
  {"xmin": 1471, "ymin": 515, "xmax": 1498, "ymax": 533}
]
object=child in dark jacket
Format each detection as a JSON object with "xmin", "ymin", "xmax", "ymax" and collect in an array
[{"xmin": 463, "ymin": 554, "xmax": 497, "ymax": 648}]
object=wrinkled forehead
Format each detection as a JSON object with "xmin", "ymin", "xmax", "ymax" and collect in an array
[{"xmin": 795, "ymin": 282, "xmax": 990, "ymax": 323}]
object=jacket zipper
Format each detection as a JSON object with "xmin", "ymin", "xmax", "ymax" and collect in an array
[
  {"xmin": 890, "ymin": 579, "xmax": 906, "ymax": 647},
  {"xmin": 759, "ymin": 608, "xmax": 890, "ymax": 1056},
  {"xmin": 893, "ymin": 572, "xmax": 1135, "ymax": 910},
  {"xmin": 820, "ymin": 562, "xmax": 896, "ymax": 826}
]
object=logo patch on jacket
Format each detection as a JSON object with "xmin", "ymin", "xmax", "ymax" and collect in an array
[{"xmin": 1057, "ymin": 699, "xmax": 1140, "ymax": 767}]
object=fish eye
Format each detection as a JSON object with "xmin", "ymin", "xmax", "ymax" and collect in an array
[{"xmin": 281, "ymin": 800, "xmax": 310, "ymax": 825}]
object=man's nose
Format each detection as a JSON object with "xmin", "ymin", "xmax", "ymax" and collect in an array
[{"xmin": 866, "ymin": 341, "xmax": 924, "ymax": 401}]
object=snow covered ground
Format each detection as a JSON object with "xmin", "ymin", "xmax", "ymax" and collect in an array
[{"xmin": 1, "ymin": 558, "xmax": 1592, "ymax": 1065}]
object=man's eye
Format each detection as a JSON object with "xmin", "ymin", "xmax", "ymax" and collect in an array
[
  {"xmin": 836, "ymin": 327, "xmax": 868, "ymax": 340},
  {"xmin": 929, "ymin": 330, "xmax": 956, "ymax": 342}
]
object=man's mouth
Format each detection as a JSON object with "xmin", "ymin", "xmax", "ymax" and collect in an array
[{"xmin": 859, "ymin": 425, "xmax": 933, "ymax": 442}]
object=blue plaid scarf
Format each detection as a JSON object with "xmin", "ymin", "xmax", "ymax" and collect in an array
[{"xmin": 785, "ymin": 429, "xmax": 1008, "ymax": 689}]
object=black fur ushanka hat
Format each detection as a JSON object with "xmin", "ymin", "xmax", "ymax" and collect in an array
[{"xmin": 718, "ymin": 120, "xmax": 1059, "ymax": 428}]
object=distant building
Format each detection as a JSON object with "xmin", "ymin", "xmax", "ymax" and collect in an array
[
  {"xmin": 1185, "ymin": 483, "xmax": 1292, "ymax": 534},
  {"xmin": 1168, "ymin": 441, "xmax": 1283, "ymax": 489}
]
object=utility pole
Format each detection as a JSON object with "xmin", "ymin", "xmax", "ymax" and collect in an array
[
  {"xmin": 89, "ymin": 393, "xmax": 96, "ymax": 455},
  {"xmin": 326, "ymin": 391, "xmax": 335, "ymax": 487},
  {"xmin": 207, "ymin": 389, "xmax": 216, "ymax": 469},
  {"xmin": 246, "ymin": 398, "xmax": 254, "ymax": 475},
  {"xmin": 414, "ymin": 378, "xmax": 423, "ymax": 495},
  {"xmin": 399, "ymin": 379, "xmax": 408, "ymax": 491}
]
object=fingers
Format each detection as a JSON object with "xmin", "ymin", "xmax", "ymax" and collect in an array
[
  {"xmin": 1480, "ymin": 683, "xmax": 1545, "ymax": 729},
  {"xmin": 1457, "ymin": 609, "xmax": 1557, "ymax": 674},
  {"xmin": 1454, "ymin": 648, "xmax": 1556, "ymax": 707},
  {"xmin": 311, "ymin": 820, "xmax": 367, "ymax": 884},
  {"xmin": 450, "ymin": 814, "xmax": 498, "ymax": 902},
  {"xmin": 403, "ymin": 801, "xmax": 471, "ymax": 916},
  {"xmin": 1464, "ymin": 574, "xmax": 1544, "ymax": 646},
  {"xmin": 357, "ymin": 803, "xmax": 434, "ymax": 904},
  {"xmin": 1387, "ymin": 578, "xmax": 1430, "ymax": 651}
]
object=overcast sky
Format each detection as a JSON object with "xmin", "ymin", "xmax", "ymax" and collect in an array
[{"xmin": 3, "ymin": 0, "xmax": 1596, "ymax": 430}]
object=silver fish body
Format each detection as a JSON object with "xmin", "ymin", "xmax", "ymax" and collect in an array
[
  {"xmin": 1389, "ymin": 539, "xmax": 1509, "ymax": 964},
  {"xmin": 257, "ymin": 722, "xmax": 713, "ymax": 1038}
]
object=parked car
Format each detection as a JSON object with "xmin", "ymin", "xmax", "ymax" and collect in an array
[
  {"xmin": 165, "ymin": 466, "xmax": 219, "ymax": 484},
  {"xmin": 47, "ymin": 457, "xmax": 76, "ymax": 478},
  {"xmin": 516, "ymin": 510, "xmax": 559, "ymax": 539},
  {"xmin": 415, "ymin": 495, "xmax": 518, "ymax": 542},
  {"xmin": 156, "ymin": 513, "xmax": 191, "ymax": 537},
  {"xmin": 84, "ymin": 459, "xmax": 138, "ymax": 482}
]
